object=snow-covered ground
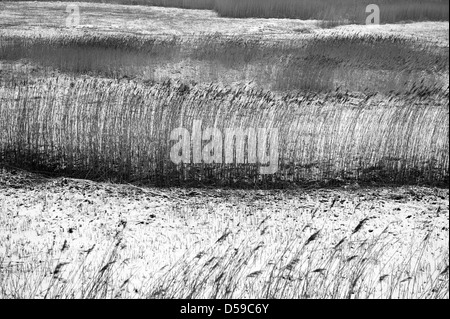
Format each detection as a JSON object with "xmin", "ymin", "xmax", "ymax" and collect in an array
[{"xmin": 0, "ymin": 168, "xmax": 448, "ymax": 297}]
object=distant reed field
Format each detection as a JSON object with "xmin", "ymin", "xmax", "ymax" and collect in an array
[
  {"xmin": 9, "ymin": 0, "xmax": 449, "ymax": 23},
  {"xmin": 1, "ymin": 33, "xmax": 448, "ymax": 95},
  {"xmin": 214, "ymin": 0, "xmax": 449, "ymax": 22}
]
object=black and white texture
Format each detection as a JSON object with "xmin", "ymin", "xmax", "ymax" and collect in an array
[{"xmin": 0, "ymin": 1, "xmax": 448, "ymax": 299}]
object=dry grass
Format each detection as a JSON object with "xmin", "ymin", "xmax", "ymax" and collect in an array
[
  {"xmin": 1, "ymin": 3, "xmax": 447, "ymax": 97},
  {"xmin": 0, "ymin": 172, "xmax": 448, "ymax": 298},
  {"xmin": 214, "ymin": 0, "xmax": 449, "ymax": 23},
  {"xmin": 147, "ymin": 229, "xmax": 448, "ymax": 298},
  {"xmin": 0, "ymin": 1, "xmax": 448, "ymax": 301},
  {"xmin": 0, "ymin": 75, "xmax": 448, "ymax": 186},
  {"xmin": 2, "ymin": 2, "xmax": 448, "ymax": 45},
  {"xmin": 10, "ymin": 0, "xmax": 217, "ymax": 10},
  {"xmin": 9, "ymin": 0, "xmax": 449, "ymax": 23},
  {"xmin": 1, "ymin": 32, "xmax": 448, "ymax": 94},
  {"xmin": 0, "ymin": 3, "xmax": 448, "ymax": 185}
]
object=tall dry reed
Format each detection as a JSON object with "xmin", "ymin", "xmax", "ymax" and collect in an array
[{"xmin": 0, "ymin": 75, "xmax": 448, "ymax": 185}]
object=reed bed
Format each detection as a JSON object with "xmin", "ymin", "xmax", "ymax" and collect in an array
[
  {"xmin": 1, "ymin": 0, "xmax": 448, "ymax": 301},
  {"xmin": 214, "ymin": 0, "xmax": 449, "ymax": 23},
  {"xmin": 9, "ymin": 0, "xmax": 449, "ymax": 23},
  {"xmin": 1, "ymin": 32, "xmax": 447, "ymax": 95},
  {"xmin": 1, "ymin": 199, "xmax": 448, "ymax": 299},
  {"xmin": 0, "ymin": 75, "xmax": 448, "ymax": 185},
  {"xmin": 146, "ymin": 228, "xmax": 448, "ymax": 299}
]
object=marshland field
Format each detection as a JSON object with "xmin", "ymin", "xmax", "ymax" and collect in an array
[{"xmin": 0, "ymin": 1, "xmax": 448, "ymax": 299}]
